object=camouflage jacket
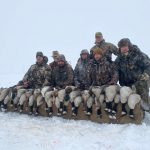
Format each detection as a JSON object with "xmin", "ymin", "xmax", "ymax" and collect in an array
[
  {"xmin": 52, "ymin": 63, "xmax": 74, "ymax": 89},
  {"xmin": 49, "ymin": 61, "xmax": 58, "ymax": 71},
  {"xmin": 115, "ymin": 45, "xmax": 150, "ymax": 86},
  {"xmin": 90, "ymin": 40, "xmax": 118, "ymax": 61},
  {"xmin": 88, "ymin": 58, "xmax": 118, "ymax": 86},
  {"xmin": 23, "ymin": 62, "xmax": 52, "ymax": 89},
  {"xmin": 74, "ymin": 58, "xmax": 90, "ymax": 89}
]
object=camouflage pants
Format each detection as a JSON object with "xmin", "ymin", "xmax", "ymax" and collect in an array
[{"xmin": 135, "ymin": 80, "xmax": 150, "ymax": 104}]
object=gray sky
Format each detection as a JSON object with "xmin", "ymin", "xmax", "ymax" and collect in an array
[{"xmin": 0, "ymin": 0, "xmax": 150, "ymax": 87}]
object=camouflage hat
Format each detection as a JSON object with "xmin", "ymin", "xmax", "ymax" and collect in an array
[
  {"xmin": 93, "ymin": 47, "xmax": 103, "ymax": 55},
  {"xmin": 52, "ymin": 51, "xmax": 59, "ymax": 57},
  {"xmin": 57, "ymin": 54, "xmax": 66, "ymax": 62},
  {"xmin": 118, "ymin": 38, "xmax": 132, "ymax": 48},
  {"xmin": 36, "ymin": 51, "xmax": 44, "ymax": 58},
  {"xmin": 80, "ymin": 49, "xmax": 89, "ymax": 55},
  {"xmin": 95, "ymin": 32, "xmax": 103, "ymax": 37}
]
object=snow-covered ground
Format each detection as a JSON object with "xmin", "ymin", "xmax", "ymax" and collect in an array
[{"xmin": 0, "ymin": 112, "xmax": 150, "ymax": 150}]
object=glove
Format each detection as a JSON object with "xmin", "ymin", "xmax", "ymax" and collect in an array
[{"xmin": 140, "ymin": 73, "xmax": 149, "ymax": 81}]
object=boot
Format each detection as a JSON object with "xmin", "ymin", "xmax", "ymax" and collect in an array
[
  {"xmin": 48, "ymin": 107, "xmax": 53, "ymax": 116},
  {"xmin": 129, "ymin": 109, "xmax": 134, "ymax": 119},
  {"xmin": 121, "ymin": 103, "xmax": 127, "ymax": 116},
  {"xmin": 72, "ymin": 107, "xmax": 78, "ymax": 116},
  {"xmin": 63, "ymin": 106, "xmax": 67, "ymax": 115},
  {"xmin": 28, "ymin": 106, "xmax": 33, "ymax": 115}
]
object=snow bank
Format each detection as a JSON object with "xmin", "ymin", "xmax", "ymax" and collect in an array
[{"xmin": 0, "ymin": 112, "xmax": 150, "ymax": 150}]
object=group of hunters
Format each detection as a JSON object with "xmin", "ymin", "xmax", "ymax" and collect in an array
[{"xmin": 0, "ymin": 32, "xmax": 150, "ymax": 120}]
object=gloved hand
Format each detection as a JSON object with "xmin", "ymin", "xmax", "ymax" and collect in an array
[{"xmin": 140, "ymin": 73, "xmax": 149, "ymax": 81}]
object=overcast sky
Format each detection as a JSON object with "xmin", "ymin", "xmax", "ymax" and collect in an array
[{"xmin": 0, "ymin": 0, "xmax": 150, "ymax": 87}]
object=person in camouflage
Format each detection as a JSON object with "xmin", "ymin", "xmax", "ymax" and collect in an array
[
  {"xmin": 88, "ymin": 47, "xmax": 119, "ymax": 116},
  {"xmin": 90, "ymin": 32, "xmax": 118, "ymax": 61},
  {"xmin": 49, "ymin": 51, "xmax": 59, "ymax": 70},
  {"xmin": 52, "ymin": 54, "xmax": 74, "ymax": 89},
  {"xmin": 20, "ymin": 51, "xmax": 53, "ymax": 115},
  {"xmin": 52, "ymin": 54, "xmax": 74, "ymax": 114},
  {"xmin": 115, "ymin": 38, "xmax": 150, "ymax": 111},
  {"xmin": 89, "ymin": 48, "xmax": 118, "ymax": 86},
  {"xmin": 73, "ymin": 49, "xmax": 91, "ymax": 116},
  {"xmin": 74, "ymin": 49, "xmax": 90, "ymax": 90},
  {"xmin": 23, "ymin": 52, "xmax": 52, "ymax": 89}
]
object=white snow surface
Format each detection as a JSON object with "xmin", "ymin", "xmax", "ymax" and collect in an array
[{"xmin": 0, "ymin": 112, "xmax": 150, "ymax": 150}]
